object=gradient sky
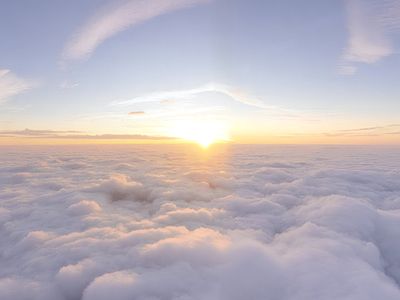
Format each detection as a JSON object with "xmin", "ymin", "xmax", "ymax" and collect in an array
[{"xmin": 1, "ymin": 0, "xmax": 400, "ymax": 144}]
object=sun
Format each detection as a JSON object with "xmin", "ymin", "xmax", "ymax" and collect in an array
[{"xmin": 172, "ymin": 120, "xmax": 227, "ymax": 147}]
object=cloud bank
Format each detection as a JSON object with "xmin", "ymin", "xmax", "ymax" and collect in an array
[
  {"xmin": 341, "ymin": 0, "xmax": 400, "ymax": 74},
  {"xmin": 0, "ymin": 128, "xmax": 177, "ymax": 140},
  {"xmin": 1, "ymin": 144, "xmax": 400, "ymax": 299},
  {"xmin": 324, "ymin": 123, "xmax": 400, "ymax": 137},
  {"xmin": 60, "ymin": 0, "xmax": 213, "ymax": 66}
]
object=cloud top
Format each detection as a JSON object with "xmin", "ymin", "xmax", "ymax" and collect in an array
[{"xmin": 1, "ymin": 145, "xmax": 400, "ymax": 299}]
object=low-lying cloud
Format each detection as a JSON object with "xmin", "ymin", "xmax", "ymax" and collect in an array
[{"xmin": 1, "ymin": 144, "xmax": 400, "ymax": 299}]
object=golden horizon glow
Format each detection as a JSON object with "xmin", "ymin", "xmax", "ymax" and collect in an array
[{"xmin": 172, "ymin": 120, "xmax": 228, "ymax": 147}]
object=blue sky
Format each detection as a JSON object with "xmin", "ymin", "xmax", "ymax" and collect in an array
[{"xmin": 1, "ymin": 0, "xmax": 400, "ymax": 144}]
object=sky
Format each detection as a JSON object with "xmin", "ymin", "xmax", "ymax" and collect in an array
[{"xmin": 1, "ymin": 0, "xmax": 400, "ymax": 144}]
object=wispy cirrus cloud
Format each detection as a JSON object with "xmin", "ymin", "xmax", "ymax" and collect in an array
[
  {"xmin": 0, "ymin": 70, "xmax": 38, "ymax": 103},
  {"xmin": 60, "ymin": 0, "xmax": 213, "ymax": 67},
  {"xmin": 340, "ymin": 0, "xmax": 400, "ymax": 74},
  {"xmin": 109, "ymin": 83, "xmax": 279, "ymax": 109},
  {"xmin": 278, "ymin": 124, "xmax": 400, "ymax": 139},
  {"xmin": 0, "ymin": 128, "xmax": 83, "ymax": 136},
  {"xmin": 60, "ymin": 80, "xmax": 79, "ymax": 89},
  {"xmin": 323, "ymin": 123, "xmax": 400, "ymax": 137},
  {"xmin": 109, "ymin": 83, "xmax": 339, "ymax": 121}
]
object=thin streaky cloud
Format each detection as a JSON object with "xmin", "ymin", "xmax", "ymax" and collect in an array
[
  {"xmin": 0, "ymin": 128, "xmax": 177, "ymax": 140},
  {"xmin": 46, "ymin": 134, "xmax": 178, "ymax": 140},
  {"xmin": 109, "ymin": 83, "xmax": 217, "ymax": 106},
  {"xmin": 60, "ymin": 0, "xmax": 213, "ymax": 66},
  {"xmin": 75, "ymin": 106, "xmax": 225, "ymax": 123},
  {"xmin": 0, "ymin": 70, "xmax": 38, "ymax": 103},
  {"xmin": 338, "ymin": 123, "xmax": 400, "ymax": 133},
  {"xmin": 281, "ymin": 124, "xmax": 400, "ymax": 138},
  {"xmin": 109, "ymin": 83, "xmax": 279, "ymax": 109},
  {"xmin": 60, "ymin": 80, "xmax": 79, "ymax": 89},
  {"xmin": 138, "ymin": 106, "xmax": 227, "ymax": 119},
  {"xmin": 324, "ymin": 123, "xmax": 400, "ymax": 137},
  {"xmin": 129, "ymin": 111, "xmax": 146, "ymax": 115},
  {"xmin": 109, "ymin": 83, "xmax": 340, "ymax": 121},
  {"xmin": 340, "ymin": 0, "xmax": 400, "ymax": 75},
  {"xmin": 0, "ymin": 128, "xmax": 84, "ymax": 136}
]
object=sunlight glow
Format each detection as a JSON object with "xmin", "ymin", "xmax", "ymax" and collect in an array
[{"xmin": 172, "ymin": 120, "xmax": 228, "ymax": 147}]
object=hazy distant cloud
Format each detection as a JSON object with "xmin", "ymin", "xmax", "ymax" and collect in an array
[
  {"xmin": 282, "ymin": 124, "xmax": 400, "ymax": 139},
  {"xmin": 60, "ymin": 80, "xmax": 79, "ymax": 89},
  {"xmin": 0, "ymin": 128, "xmax": 83, "ymax": 137},
  {"xmin": 60, "ymin": 0, "xmax": 213, "ymax": 67},
  {"xmin": 340, "ymin": 0, "xmax": 400, "ymax": 74},
  {"xmin": 324, "ymin": 123, "xmax": 400, "ymax": 137},
  {"xmin": 0, "ymin": 128, "xmax": 177, "ymax": 140},
  {"xmin": 129, "ymin": 111, "xmax": 146, "ymax": 115},
  {"xmin": 0, "ymin": 70, "xmax": 37, "ymax": 103},
  {"xmin": 62, "ymin": 134, "xmax": 177, "ymax": 140}
]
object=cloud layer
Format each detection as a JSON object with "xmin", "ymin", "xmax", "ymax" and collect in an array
[{"xmin": 1, "ymin": 144, "xmax": 400, "ymax": 299}]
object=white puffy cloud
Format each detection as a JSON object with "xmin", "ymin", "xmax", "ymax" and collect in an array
[
  {"xmin": 1, "ymin": 144, "xmax": 400, "ymax": 299},
  {"xmin": 67, "ymin": 201, "xmax": 102, "ymax": 216}
]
